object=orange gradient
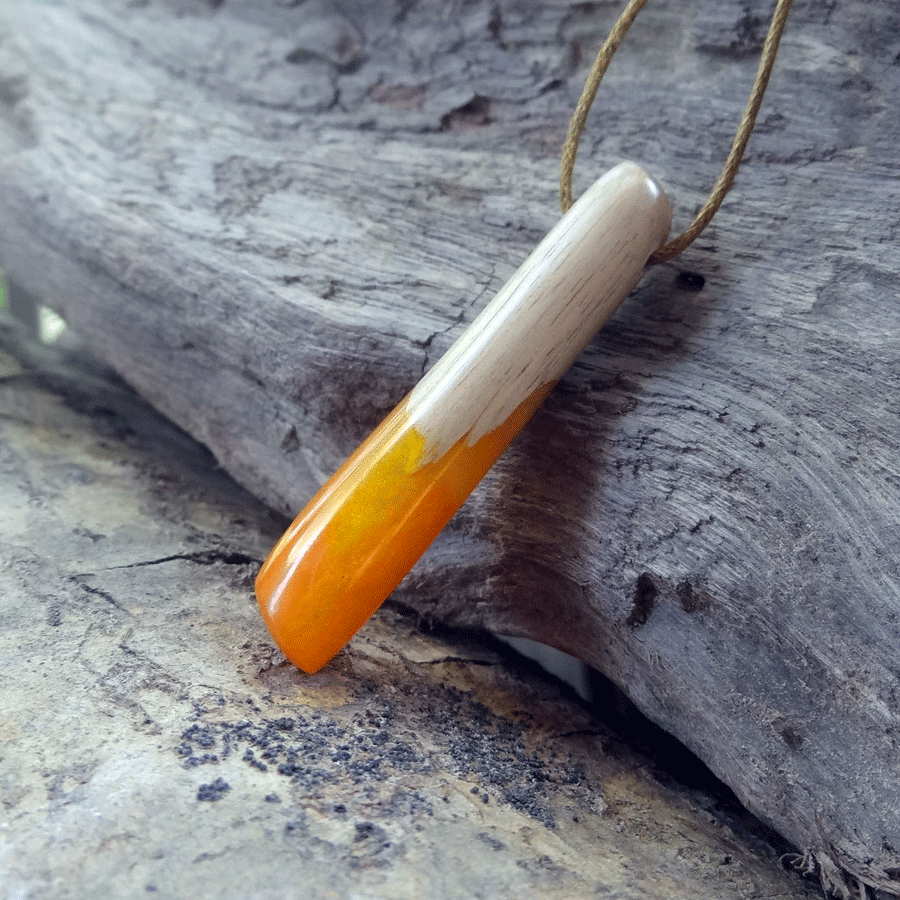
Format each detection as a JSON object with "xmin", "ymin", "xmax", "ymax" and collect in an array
[{"xmin": 255, "ymin": 384, "xmax": 554, "ymax": 672}]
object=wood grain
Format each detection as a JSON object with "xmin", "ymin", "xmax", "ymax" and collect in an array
[
  {"xmin": 0, "ymin": 1, "xmax": 898, "ymax": 895},
  {"xmin": 408, "ymin": 162, "xmax": 671, "ymax": 453}
]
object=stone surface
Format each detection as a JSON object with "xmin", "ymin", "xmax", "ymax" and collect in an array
[{"xmin": 0, "ymin": 316, "xmax": 822, "ymax": 899}]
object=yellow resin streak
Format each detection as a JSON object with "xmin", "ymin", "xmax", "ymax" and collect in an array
[{"xmin": 255, "ymin": 384, "xmax": 553, "ymax": 673}]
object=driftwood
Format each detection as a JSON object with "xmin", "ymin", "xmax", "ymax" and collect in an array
[
  {"xmin": 0, "ymin": 315, "xmax": 820, "ymax": 898},
  {"xmin": 0, "ymin": 0, "xmax": 898, "ymax": 895}
]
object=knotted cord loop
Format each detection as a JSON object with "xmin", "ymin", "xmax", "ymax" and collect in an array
[{"xmin": 559, "ymin": 0, "xmax": 794, "ymax": 265}]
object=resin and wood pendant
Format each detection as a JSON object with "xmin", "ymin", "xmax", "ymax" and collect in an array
[{"xmin": 256, "ymin": 161, "xmax": 672, "ymax": 672}]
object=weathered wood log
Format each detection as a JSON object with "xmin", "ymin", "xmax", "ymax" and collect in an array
[
  {"xmin": 0, "ymin": 314, "xmax": 821, "ymax": 898},
  {"xmin": 0, "ymin": 1, "xmax": 898, "ymax": 896}
]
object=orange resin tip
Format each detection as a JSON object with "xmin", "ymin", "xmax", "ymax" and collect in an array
[{"xmin": 256, "ymin": 162, "xmax": 672, "ymax": 673}]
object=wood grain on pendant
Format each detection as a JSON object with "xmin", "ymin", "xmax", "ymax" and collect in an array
[{"xmin": 256, "ymin": 162, "xmax": 672, "ymax": 673}]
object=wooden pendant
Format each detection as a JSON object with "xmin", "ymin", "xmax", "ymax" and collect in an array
[{"xmin": 256, "ymin": 161, "xmax": 672, "ymax": 672}]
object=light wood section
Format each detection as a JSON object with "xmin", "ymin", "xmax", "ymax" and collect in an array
[{"xmin": 409, "ymin": 162, "xmax": 671, "ymax": 457}]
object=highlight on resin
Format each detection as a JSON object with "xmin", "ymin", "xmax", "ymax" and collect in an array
[{"xmin": 256, "ymin": 162, "xmax": 672, "ymax": 673}]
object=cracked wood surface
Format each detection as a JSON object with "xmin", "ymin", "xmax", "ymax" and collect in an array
[
  {"xmin": 0, "ymin": 1, "xmax": 898, "ymax": 895},
  {"xmin": 0, "ymin": 315, "xmax": 821, "ymax": 898}
]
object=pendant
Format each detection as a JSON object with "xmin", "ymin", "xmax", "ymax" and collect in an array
[{"xmin": 255, "ymin": 161, "xmax": 671, "ymax": 672}]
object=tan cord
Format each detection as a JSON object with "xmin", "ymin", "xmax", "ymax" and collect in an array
[
  {"xmin": 559, "ymin": 0, "xmax": 794, "ymax": 265},
  {"xmin": 559, "ymin": 0, "xmax": 650, "ymax": 215}
]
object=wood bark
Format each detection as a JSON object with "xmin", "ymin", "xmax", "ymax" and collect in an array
[{"xmin": 0, "ymin": 1, "xmax": 898, "ymax": 895}]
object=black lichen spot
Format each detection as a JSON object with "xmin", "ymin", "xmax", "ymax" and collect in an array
[
  {"xmin": 182, "ymin": 723, "xmax": 217, "ymax": 749},
  {"xmin": 676, "ymin": 271, "xmax": 705, "ymax": 291},
  {"xmin": 440, "ymin": 95, "xmax": 492, "ymax": 131},
  {"xmin": 775, "ymin": 720, "xmax": 805, "ymax": 751},
  {"xmin": 516, "ymin": 854, "xmax": 564, "ymax": 876},
  {"xmin": 677, "ymin": 580, "xmax": 710, "ymax": 613},
  {"xmin": 477, "ymin": 832, "xmax": 506, "ymax": 851},
  {"xmin": 197, "ymin": 777, "xmax": 231, "ymax": 801},
  {"xmin": 183, "ymin": 753, "xmax": 218, "ymax": 768},
  {"xmin": 626, "ymin": 573, "xmax": 659, "ymax": 628},
  {"xmin": 699, "ymin": 12, "xmax": 766, "ymax": 59},
  {"xmin": 280, "ymin": 426, "xmax": 300, "ymax": 453},
  {"xmin": 502, "ymin": 785, "xmax": 549, "ymax": 824},
  {"xmin": 172, "ymin": 678, "xmax": 564, "ymax": 830},
  {"xmin": 677, "ymin": 581, "xmax": 697, "ymax": 611},
  {"xmin": 177, "ymin": 724, "xmax": 222, "ymax": 767},
  {"xmin": 242, "ymin": 749, "xmax": 268, "ymax": 771},
  {"xmin": 354, "ymin": 821, "xmax": 379, "ymax": 842},
  {"xmin": 487, "ymin": 4, "xmax": 503, "ymax": 43},
  {"xmin": 350, "ymin": 820, "xmax": 392, "ymax": 866}
]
